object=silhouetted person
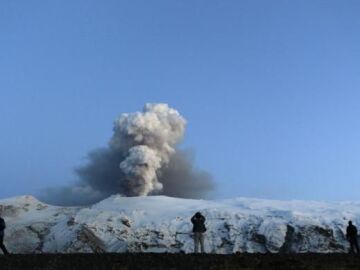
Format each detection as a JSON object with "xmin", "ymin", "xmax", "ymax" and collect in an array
[
  {"xmin": 0, "ymin": 216, "xmax": 9, "ymax": 255},
  {"xmin": 191, "ymin": 212, "xmax": 206, "ymax": 253},
  {"xmin": 346, "ymin": 221, "xmax": 359, "ymax": 254}
]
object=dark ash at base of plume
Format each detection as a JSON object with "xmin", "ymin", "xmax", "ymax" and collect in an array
[{"xmin": 40, "ymin": 148, "xmax": 215, "ymax": 206}]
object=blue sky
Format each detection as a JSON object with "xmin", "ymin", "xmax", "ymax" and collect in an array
[{"xmin": 1, "ymin": 1, "xmax": 360, "ymax": 201}]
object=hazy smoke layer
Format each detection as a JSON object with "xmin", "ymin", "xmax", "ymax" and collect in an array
[{"xmin": 41, "ymin": 103, "xmax": 214, "ymax": 206}]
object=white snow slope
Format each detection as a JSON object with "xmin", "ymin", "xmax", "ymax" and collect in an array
[{"xmin": 0, "ymin": 195, "xmax": 358, "ymax": 254}]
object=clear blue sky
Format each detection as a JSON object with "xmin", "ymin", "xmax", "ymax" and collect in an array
[{"xmin": 1, "ymin": 1, "xmax": 360, "ymax": 201}]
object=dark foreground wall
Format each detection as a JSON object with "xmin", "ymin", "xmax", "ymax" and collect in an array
[{"xmin": 0, "ymin": 253, "xmax": 360, "ymax": 270}]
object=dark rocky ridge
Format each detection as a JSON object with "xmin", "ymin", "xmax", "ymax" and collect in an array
[{"xmin": 1, "ymin": 253, "xmax": 360, "ymax": 270}]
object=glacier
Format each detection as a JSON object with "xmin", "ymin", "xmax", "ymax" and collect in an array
[{"xmin": 0, "ymin": 195, "xmax": 358, "ymax": 254}]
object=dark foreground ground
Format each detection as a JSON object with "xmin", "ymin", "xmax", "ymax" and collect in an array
[{"xmin": 1, "ymin": 253, "xmax": 360, "ymax": 270}]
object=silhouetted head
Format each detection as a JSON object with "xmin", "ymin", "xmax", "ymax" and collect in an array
[
  {"xmin": 195, "ymin": 212, "xmax": 202, "ymax": 218},
  {"xmin": 349, "ymin": 221, "xmax": 353, "ymax": 225}
]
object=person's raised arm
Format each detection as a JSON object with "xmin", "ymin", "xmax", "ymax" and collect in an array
[{"xmin": 201, "ymin": 215, "xmax": 206, "ymax": 223}]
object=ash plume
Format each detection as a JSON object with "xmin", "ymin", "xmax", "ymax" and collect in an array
[{"xmin": 41, "ymin": 103, "xmax": 214, "ymax": 206}]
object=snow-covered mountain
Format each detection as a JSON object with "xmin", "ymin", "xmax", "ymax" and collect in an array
[{"xmin": 0, "ymin": 195, "xmax": 358, "ymax": 254}]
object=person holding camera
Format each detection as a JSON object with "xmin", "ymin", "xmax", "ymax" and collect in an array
[{"xmin": 191, "ymin": 212, "xmax": 206, "ymax": 253}]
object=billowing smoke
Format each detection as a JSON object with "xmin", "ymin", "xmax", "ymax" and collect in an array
[{"xmin": 41, "ymin": 103, "xmax": 215, "ymax": 206}]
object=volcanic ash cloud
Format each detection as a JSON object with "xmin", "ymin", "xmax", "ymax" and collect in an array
[
  {"xmin": 41, "ymin": 103, "xmax": 214, "ymax": 205},
  {"xmin": 112, "ymin": 103, "xmax": 186, "ymax": 196}
]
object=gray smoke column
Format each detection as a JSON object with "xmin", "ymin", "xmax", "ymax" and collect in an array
[
  {"xmin": 41, "ymin": 103, "xmax": 214, "ymax": 205},
  {"xmin": 112, "ymin": 103, "xmax": 186, "ymax": 196}
]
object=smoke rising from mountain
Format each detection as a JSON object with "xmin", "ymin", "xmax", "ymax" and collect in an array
[{"xmin": 41, "ymin": 103, "xmax": 215, "ymax": 206}]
